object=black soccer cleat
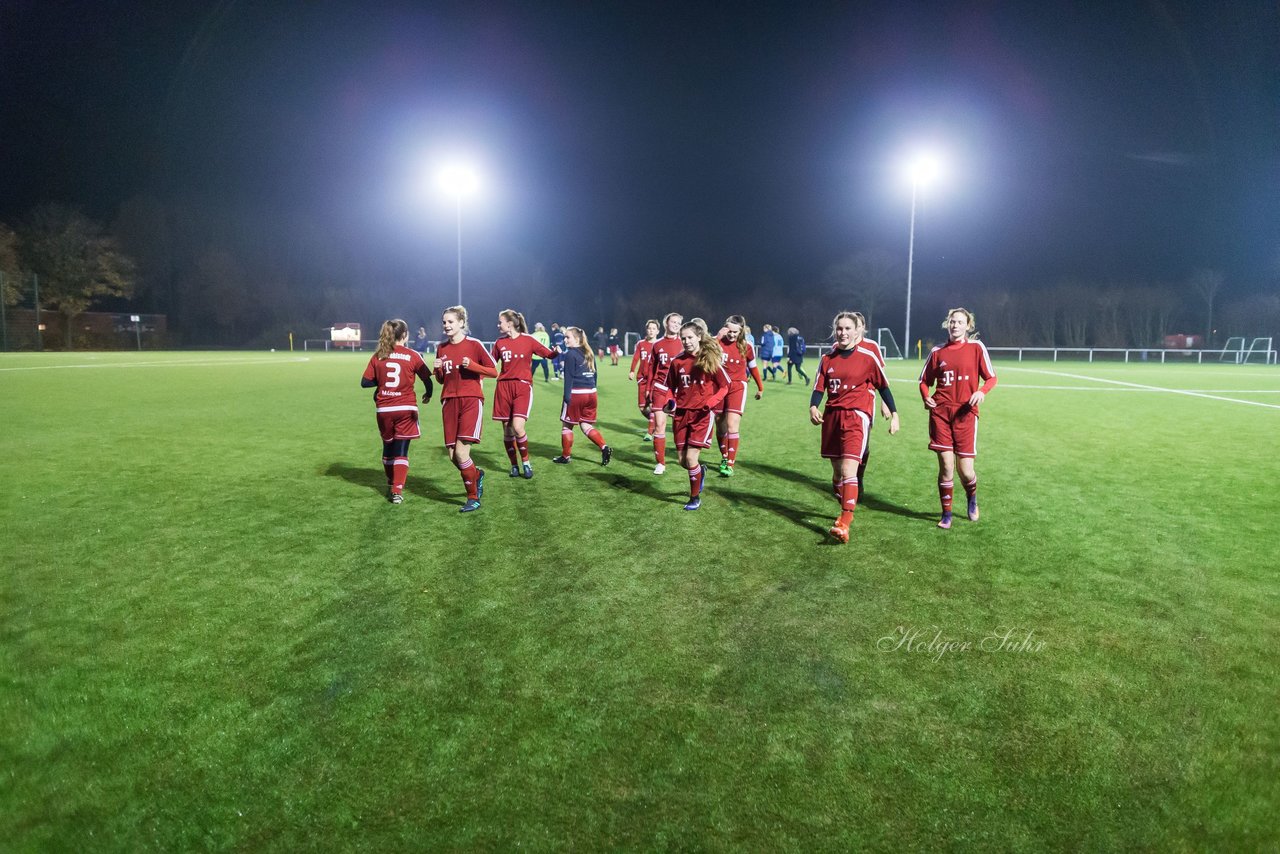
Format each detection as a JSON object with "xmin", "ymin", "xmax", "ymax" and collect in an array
[{"xmin": 601, "ymin": 445, "xmax": 612, "ymax": 466}]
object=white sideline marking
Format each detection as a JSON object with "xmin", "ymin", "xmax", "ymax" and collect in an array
[
  {"xmin": 1001, "ymin": 367, "xmax": 1280, "ymax": 410},
  {"xmin": 984, "ymin": 384, "xmax": 1280, "ymax": 393},
  {"xmin": 0, "ymin": 356, "xmax": 311, "ymax": 372}
]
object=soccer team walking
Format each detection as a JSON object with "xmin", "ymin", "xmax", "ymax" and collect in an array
[{"xmin": 361, "ymin": 305, "xmax": 997, "ymax": 540}]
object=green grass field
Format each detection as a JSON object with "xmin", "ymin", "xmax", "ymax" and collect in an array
[{"xmin": 3, "ymin": 350, "xmax": 1277, "ymax": 850}]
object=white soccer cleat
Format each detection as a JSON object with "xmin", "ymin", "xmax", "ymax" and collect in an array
[{"xmin": 653, "ymin": 463, "xmax": 666, "ymax": 475}]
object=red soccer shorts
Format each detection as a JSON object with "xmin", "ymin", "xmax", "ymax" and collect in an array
[
  {"xmin": 376, "ymin": 406, "xmax": 421, "ymax": 442},
  {"xmin": 492, "ymin": 380, "xmax": 533, "ymax": 422},
  {"xmin": 929, "ymin": 405, "xmax": 979, "ymax": 458},
  {"xmin": 674, "ymin": 408, "xmax": 715, "ymax": 450},
  {"xmin": 649, "ymin": 384, "xmax": 674, "ymax": 412},
  {"xmin": 560, "ymin": 390, "xmax": 598, "ymax": 424},
  {"xmin": 442, "ymin": 397, "xmax": 484, "ymax": 447},
  {"xmin": 716, "ymin": 381, "xmax": 748, "ymax": 416},
  {"xmin": 820, "ymin": 407, "xmax": 870, "ymax": 461}
]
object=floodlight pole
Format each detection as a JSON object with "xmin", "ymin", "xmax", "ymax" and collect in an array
[
  {"xmin": 0, "ymin": 272, "xmax": 7, "ymax": 352},
  {"xmin": 34, "ymin": 272, "xmax": 42, "ymax": 351},
  {"xmin": 905, "ymin": 178, "xmax": 918, "ymax": 359},
  {"xmin": 455, "ymin": 194, "xmax": 463, "ymax": 306}
]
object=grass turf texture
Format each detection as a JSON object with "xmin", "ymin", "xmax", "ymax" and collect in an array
[{"xmin": 2, "ymin": 351, "xmax": 1277, "ymax": 849}]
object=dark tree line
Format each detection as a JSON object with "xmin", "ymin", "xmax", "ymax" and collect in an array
[{"xmin": 3, "ymin": 197, "xmax": 1277, "ymax": 351}]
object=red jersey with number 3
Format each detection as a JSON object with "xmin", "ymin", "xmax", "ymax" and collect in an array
[
  {"xmin": 814, "ymin": 345, "xmax": 889, "ymax": 416},
  {"xmin": 435, "ymin": 337, "xmax": 498, "ymax": 399},
  {"xmin": 363, "ymin": 346, "xmax": 432, "ymax": 409},
  {"xmin": 918, "ymin": 339, "xmax": 997, "ymax": 415}
]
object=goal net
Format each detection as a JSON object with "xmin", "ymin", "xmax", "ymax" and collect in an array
[{"xmin": 876, "ymin": 328, "xmax": 904, "ymax": 359}]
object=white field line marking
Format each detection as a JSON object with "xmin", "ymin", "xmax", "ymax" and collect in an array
[
  {"xmin": 0, "ymin": 356, "xmax": 311, "ymax": 372},
  {"xmin": 967, "ymin": 384, "xmax": 1280, "ymax": 393},
  {"xmin": 884, "ymin": 375, "xmax": 1280, "ymax": 394},
  {"xmin": 997, "ymin": 367, "xmax": 1280, "ymax": 410}
]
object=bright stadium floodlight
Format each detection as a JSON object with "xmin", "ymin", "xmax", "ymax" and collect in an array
[
  {"xmin": 903, "ymin": 151, "xmax": 943, "ymax": 359},
  {"xmin": 434, "ymin": 160, "xmax": 483, "ymax": 306}
]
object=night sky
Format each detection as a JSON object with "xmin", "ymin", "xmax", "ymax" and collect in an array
[{"xmin": 2, "ymin": 0, "xmax": 1277, "ymax": 308}]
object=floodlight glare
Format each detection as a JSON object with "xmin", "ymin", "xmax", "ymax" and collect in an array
[
  {"xmin": 902, "ymin": 149, "xmax": 945, "ymax": 359},
  {"xmin": 429, "ymin": 159, "xmax": 485, "ymax": 305},
  {"xmin": 436, "ymin": 162, "xmax": 481, "ymax": 199},
  {"xmin": 906, "ymin": 153, "xmax": 942, "ymax": 186}
]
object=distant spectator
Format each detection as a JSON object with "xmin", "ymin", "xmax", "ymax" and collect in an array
[
  {"xmin": 759, "ymin": 324, "xmax": 784, "ymax": 381},
  {"xmin": 413, "ymin": 325, "xmax": 430, "ymax": 355},
  {"xmin": 607, "ymin": 327, "xmax": 621, "ymax": 365},
  {"xmin": 593, "ymin": 326, "xmax": 607, "ymax": 357},
  {"xmin": 550, "ymin": 322, "xmax": 566, "ymax": 379},
  {"xmin": 786, "ymin": 326, "xmax": 809, "ymax": 385},
  {"xmin": 531, "ymin": 322, "xmax": 552, "ymax": 381}
]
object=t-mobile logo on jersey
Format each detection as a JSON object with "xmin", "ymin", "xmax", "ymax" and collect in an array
[
  {"xmin": 941, "ymin": 370, "xmax": 955, "ymax": 386},
  {"xmin": 679, "ymin": 374, "xmax": 693, "ymax": 388},
  {"xmin": 437, "ymin": 358, "xmax": 454, "ymax": 374}
]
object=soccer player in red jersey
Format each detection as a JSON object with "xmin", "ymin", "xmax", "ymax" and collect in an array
[
  {"xmin": 844, "ymin": 314, "xmax": 894, "ymax": 495},
  {"xmin": 491, "ymin": 308, "xmax": 558, "ymax": 480},
  {"xmin": 360, "ymin": 319, "xmax": 434, "ymax": 504},
  {"xmin": 810, "ymin": 311, "xmax": 900, "ymax": 543},
  {"xmin": 714, "ymin": 315, "xmax": 765, "ymax": 477},
  {"xmin": 552, "ymin": 327, "xmax": 612, "ymax": 466},
  {"xmin": 654, "ymin": 321, "xmax": 731, "ymax": 510},
  {"xmin": 644, "ymin": 312, "xmax": 685, "ymax": 475},
  {"xmin": 645, "ymin": 312, "xmax": 686, "ymax": 473},
  {"xmin": 434, "ymin": 305, "xmax": 499, "ymax": 512},
  {"xmin": 918, "ymin": 307, "xmax": 997, "ymax": 529},
  {"xmin": 629, "ymin": 319, "xmax": 660, "ymax": 441}
]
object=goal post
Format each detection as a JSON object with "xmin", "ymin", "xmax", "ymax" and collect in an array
[
  {"xmin": 1220, "ymin": 336, "xmax": 1245, "ymax": 363},
  {"xmin": 876, "ymin": 328, "xmax": 904, "ymax": 359},
  {"xmin": 1244, "ymin": 337, "xmax": 1276, "ymax": 365}
]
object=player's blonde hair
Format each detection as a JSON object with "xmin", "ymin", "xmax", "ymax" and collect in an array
[
  {"xmin": 499, "ymin": 308, "xmax": 528, "ymax": 334},
  {"xmin": 724, "ymin": 314, "xmax": 751, "ymax": 359},
  {"xmin": 662, "ymin": 312, "xmax": 683, "ymax": 334},
  {"xmin": 565, "ymin": 326, "xmax": 596, "ymax": 372},
  {"xmin": 443, "ymin": 305, "xmax": 469, "ymax": 337},
  {"xmin": 943, "ymin": 307, "xmax": 978, "ymax": 339},
  {"xmin": 375, "ymin": 319, "xmax": 408, "ymax": 360},
  {"xmin": 681, "ymin": 321, "xmax": 722, "ymax": 374},
  {"xmin": 829, "ymin": 311, "xmax": 866, "ymax": 340}
]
